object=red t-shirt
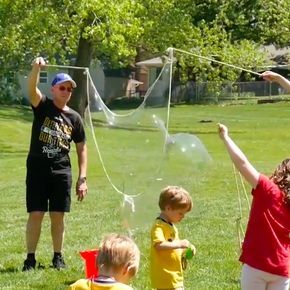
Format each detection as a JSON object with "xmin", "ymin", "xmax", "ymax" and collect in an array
[{"xmin": 240, "ymin": 174, "xmax": 290, "ymax": 277}]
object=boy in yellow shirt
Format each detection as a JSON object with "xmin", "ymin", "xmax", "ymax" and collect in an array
[
  {"xmin": 69, "ymin": 233, "xmax": 140, "ymax": 290},
  {"xmin": 150, "ymin": 185, "xmax": 196, "ymax": 290}
]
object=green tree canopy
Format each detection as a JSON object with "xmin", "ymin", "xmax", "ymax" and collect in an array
[{"xmin": 0, "ymin": 0, "xmax": 288, "ymax": 112}]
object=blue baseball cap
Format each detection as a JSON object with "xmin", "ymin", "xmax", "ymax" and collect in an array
[{"xmin": 51, "ymin": 73, "xmax": 77, "ymax": 88}]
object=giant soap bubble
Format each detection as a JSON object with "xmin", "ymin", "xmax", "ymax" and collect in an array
[
  {"xmin": 153, "ymin": 114, "xmax": 212, "ymax": 175},
  {"xmin": 118, "ymin": 114, "xmax": 212, "ymax": 234},
  {"xmin": 165, "ymin": 132, "xmax": 212, "ymax": 167},
  {"xmin": 86, "ymin": 66, "xmax": 212, "ymax": 234}
]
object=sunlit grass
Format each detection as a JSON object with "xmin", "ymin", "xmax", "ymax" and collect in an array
[{"xmin": 1, "ymin": 102, "xmax": 290, "ymax": 289}]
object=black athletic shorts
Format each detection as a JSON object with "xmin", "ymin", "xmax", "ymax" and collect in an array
[{"xmin": 26, "ymin": 155, "xmax": 72, "ymax": 212}]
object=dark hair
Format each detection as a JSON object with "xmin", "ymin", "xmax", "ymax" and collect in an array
[{"xmin": 270, "ymin": 158, "xmax": 290, "ymax": 206}]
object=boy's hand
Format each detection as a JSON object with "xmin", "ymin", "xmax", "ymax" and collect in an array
[
  {"xmin": 190, "ymin": 244, "xmax": 196, "ymax": 256},
  {"xmin": 183, "ymin": 244, "xmax": 196, "ymax": 260},
  {"xmin": 179, "ymin": 239, "xmax": 191, "ymax": 249},
  {"xmin": 181, "ymin": 243, "xmax": 196, "ymax": 270}
]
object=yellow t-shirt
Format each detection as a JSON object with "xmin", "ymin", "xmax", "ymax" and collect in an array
[
  {"xmin": 150, "ymin": 218, "xmax": 184, "ymax": 289},
  {"xmin": 69, "ymin": 278, "xmax": 133, "ymax": 290}
]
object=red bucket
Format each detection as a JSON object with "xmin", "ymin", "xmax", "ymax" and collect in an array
[{"xmin": 80, "ymin": 249, "xmax": 99, "ymax": 279}]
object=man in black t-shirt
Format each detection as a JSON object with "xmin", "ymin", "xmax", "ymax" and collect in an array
[{"xmin": 23, "ymin": 57, "xmax": 88, "ymax": 271}]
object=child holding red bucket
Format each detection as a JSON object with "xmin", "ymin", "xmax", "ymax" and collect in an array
[
  {"xmin": 69, "ymin": 233, "xmax": 140, "ymax": 290},
  {"xmin": 79, "ymin": 248, "xmax": 99, "ymax": 279}
]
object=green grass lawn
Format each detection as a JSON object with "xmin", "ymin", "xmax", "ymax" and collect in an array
[{"xmin": 1, "ymin": 102, "xmax": 290, "ymax": 289}]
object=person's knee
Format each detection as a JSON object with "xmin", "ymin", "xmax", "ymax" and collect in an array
[
  {"xmin": 49, "ymin": 212, "xmax": 65, "ymax": 225},
  {"xmin": 29, "ymin": 211, "xmax": 45, "ymax": 221}
]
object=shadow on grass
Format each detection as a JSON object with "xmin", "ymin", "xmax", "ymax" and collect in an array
[
  {"xmin": 90, "ymin": 118, "xmax": 245, "ymax": 135},
  {"xmin": 0, "ymin": 105, "xmax": 32, "ymax": 123},
  {"xmin": 0, "ymin": 105, "xmax": 245, "ymax": 136},
  {"xmin": 90, "ymin": 118, "xmax": 158, "ymax": 133},
  {"xmin": 0, "ymin": 267, "xmax": 19, "ymax": 273},
  {"xmin": 64, "ymin": 280, "xmax": 79, "ymax": 286},
  {"xmin": 0, "ymin": 264, "xmax": 51, "ymax": 273}
]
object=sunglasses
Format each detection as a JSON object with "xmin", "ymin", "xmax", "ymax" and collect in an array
[{"xmin": 59, "ymin": 85, "xmax": 73, "ymax": 93}]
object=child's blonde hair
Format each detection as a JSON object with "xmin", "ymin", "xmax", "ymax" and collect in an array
[
  {"xmin": 159, "ymin": 185, "xmax": 192, "ymax": 211},
  {"xmin": 97, "ymin": 233, "xmax": 140, "ymax": 276}
]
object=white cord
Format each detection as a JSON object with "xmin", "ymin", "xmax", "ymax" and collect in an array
[
  {"xmin": 172, "ymin": 47, "xmax": 262, "ymax": 76},
  {"xmin": 45, "ymin": 64, "xmax": 88, "ymax": 70}
]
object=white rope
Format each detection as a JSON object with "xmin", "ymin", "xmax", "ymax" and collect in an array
[
  {"xmin": 82, "ymin": 61, "xmax": 173, "ymax": 199},
  {"xmin": 45, "ymin": 64, "xmax": 88, "ymax": 70},
  {"xmin": 232, "ymin": 163, "xmax": 252, "ymax": 251},
  {"xmin": 87, "ymin": 60, "xmax": 170, "ymax": 120},
  {"xmin": 84, "ymin": 67, "xmax": 168, "ymax": 235},
  {"xmin": 44, "ymin": 62, "xmax": 169, "ymax": 201},
  {"xmin": 239, "ymin": 171, "xmax": 251, "ymax": 210},
  {"xmin": 232, "ymin": 164, "xmax": 245, "ymax": 250},
  {"xmin": 163, "ymin": 48, "xmax": 174, "ymax": 153},
  {"xmin": 37, "ymin": 64, "xmax": 141, "ymax": 208},
  {"xmin": 172, "ymin": 47, "xmax": 262, "ymax": 77},
  {"xmin": 85, "ymin": 69, "xmax": 140, "ymax": 198},
  {"xmin": 232, "ymin": 164, "xmax": 243, "ymax": 218},
  {"xmin": 45, "ymin": 49, "xmax": 258, "ymax": 238},
  {"xmin": 236, "ymin": 216, "xmax": 245, "ymax": 254}
]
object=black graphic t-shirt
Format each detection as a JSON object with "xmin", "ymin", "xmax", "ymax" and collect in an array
[{"xmin": 28, "ymin": 96, "xmax": 86, "ymax": 159}]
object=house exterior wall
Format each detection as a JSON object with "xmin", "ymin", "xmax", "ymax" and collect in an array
[
  {"xmin": 104, "ymin": 77, "xmax": 128, "ymax": 101},
  {"xmin": 137, "ymin": 67, "xmax": 149, "ymax": 94},
  {"xmin": 145, "ymin": 66, "xmax": 171, "ymax": 106},
  {"xmin": 12, "ymin": 56, "xmax": 170, "ymax": 107},
  {"xmin": 18, "ymin": 63, "xmax": 105, "ymax": 102}
]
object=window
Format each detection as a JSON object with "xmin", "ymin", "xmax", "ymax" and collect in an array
[{"xmin": 39, "ymin": 71, "xmax": 48, "ymax": 83}]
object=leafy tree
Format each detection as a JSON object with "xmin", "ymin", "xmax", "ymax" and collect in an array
[
  {"xmin": 0, "ymin": 0, "xmax": 143, "ymax": 115},
  {"xmin": 0, "ymin": 0, "xmax": 288, "ymax": 112},
  {"xmin": 186, "ymin": 0, "xmax": 290, "ymax": 46},
  {"xmin": 174, "ymin": 22, "xmax": 268, "ymax": 83}
]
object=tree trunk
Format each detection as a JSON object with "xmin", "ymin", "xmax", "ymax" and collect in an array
[
  {"xmin": 69, "ymin": 34, "xmax": 93, "ymax": 118},
  {"xmin": 135, "ymin": 46, "xmax": 148, "ymax": 96}
]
